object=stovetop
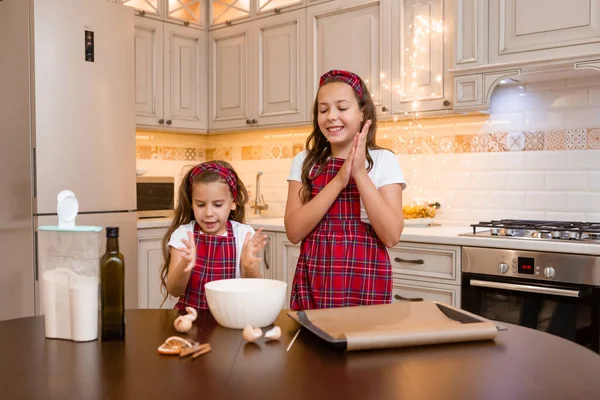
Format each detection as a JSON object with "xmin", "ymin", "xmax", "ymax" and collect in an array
[{"xmin": 460, "ymin": 219, "xmax": 600, "ymax": 243}]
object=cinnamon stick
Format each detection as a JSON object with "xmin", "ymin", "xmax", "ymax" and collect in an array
[
  {"xmin": 179, "ymin": 343, "xmax": 202, "ymax": 358},
  {"xmin": 191, "ymin": 344, "xmax": 212, "ymax": 360}
]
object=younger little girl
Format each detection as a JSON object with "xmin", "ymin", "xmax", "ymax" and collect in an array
[{"xmin": 160, "ymin": 160, "xmax": 267, "ymax": 309}]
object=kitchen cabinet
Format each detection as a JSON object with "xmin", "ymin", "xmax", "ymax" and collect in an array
[
  {"xmin": 392, "ymin": 279, "xmax": 460, "ymax": 307},
  {"xmin": 274, "ymin": 233, "xmax": 300, "ymax": 308},
  {"xmin": 391, "ymin": 0, "xmax": 454, "ymax": 114},
  {"xmin": 452, "ymin": 69, "xmax": 519, "ymax": 111},
  {"xmin": 307, "ymin": 0, "xmax": 391, "ymax": 118},
  {"xmin": 489, "ymin": 0, "xmax": 600, "ymax": 65},
  {"xmin": 388, "ymin": 242, "xmax": 461, "ymax": 307},
  {"xmin": 452, "ymin": 0, "xmax": 600, "ymax": 112},
  {"xmin": 134, "ymin": 16, "xmax": 207, "ymax": 131},
  {"xmin": 260, "ymin": 230, "xmax": 278, "ymax": 279},
  {"xmin": 454, "ymin": 0, "xmax": 488, "ymax": 69},
  {"xmin": 137, "ymin": 226, "xmax": 178, "ymax": 309},
  {"xmin": 208, "ymin": 9, "xmax": 307, "ymax": 130},
  {"xmin": 455, "ymin": 0, "xmax": 600, "ymax": 67},
  {"xmin": 210, "ymin": 0, "xmax": 306, "ymax": 28},
  {"xmin": 123, "ymin": 0, "xmax": 206, "ymax": 28},
  {"xmin": 388, "ymin": 242, "xmax": 461, "ymax": 285}
]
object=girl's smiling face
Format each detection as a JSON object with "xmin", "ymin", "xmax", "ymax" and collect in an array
[
  {"xmin": 317, "ymin": 81, "xmax": 364, "ymax": 155},
  {"xmin": 191, "ymin": 181, "xmax": 236, "ymax": 235}
]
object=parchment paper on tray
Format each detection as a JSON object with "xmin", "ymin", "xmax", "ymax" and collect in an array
[{"xmin": 287, "ymin": 301, "xmax": 502, "ymax": 351}]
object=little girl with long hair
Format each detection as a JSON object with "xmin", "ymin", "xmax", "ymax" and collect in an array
[
  {"xmin": 160, "ymin": 160, "xmax": 267, "ymax": 309},
  {"xmin": 285, "ymin": 69, "xmax": 406, "ymax": 310}
]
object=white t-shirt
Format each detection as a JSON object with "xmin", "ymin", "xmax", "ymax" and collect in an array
[
  {"xmin": 167, "ymin": 220, "xmax": 256, "ymax": 278},
  {"xmin": 287, "ymin": 149, "xmax": 406, "ymax": 224}
]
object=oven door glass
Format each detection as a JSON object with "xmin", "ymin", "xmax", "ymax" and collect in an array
[{"xmin": 462, "ymin": 274, "xmax": 600, "ymax": 352}]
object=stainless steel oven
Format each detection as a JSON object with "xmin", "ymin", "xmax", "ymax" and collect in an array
[
  {"xmin": 461, "ymin": 246, "xmax": 600, "ymax": 352},
  {"xmin": 136, "ymin": 176, "xmax": 175, "ymax": 219}
]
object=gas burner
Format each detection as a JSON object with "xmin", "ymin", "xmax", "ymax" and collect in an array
[
  {"xmin": 467, "ymin": 219, "xmax": 600, "ymax": 242},
  {"xmin": 567, "ymin": 231, "xmax": 580, "ymax": 240},
  {"xmin": 588, "ymin": 233, "xmax": 600, "ymax": 241},
  {"xmin": 503, "ymin": 229, "xmax": 527, "ymax": 237},
  {"xmin": 531, "ymin": 231, "xmax": 552, "ymax": 240}
]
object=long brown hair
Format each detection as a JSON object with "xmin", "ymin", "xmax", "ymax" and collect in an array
[
  {"xmin": 300, "ymin": 73, "xmax": 382, "ymax": 203},
  {"xmin": 159, "ymin": 160, "xmax": 248, "ymax": 304}
]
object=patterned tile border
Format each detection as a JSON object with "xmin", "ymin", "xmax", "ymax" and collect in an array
[
  {"xmin": 136, "ymin": 128, "xmax": 600, "ymax": 160},
  {"xmin": 387, "ymin": 128, "xmax": 599, "ymax": 155}
]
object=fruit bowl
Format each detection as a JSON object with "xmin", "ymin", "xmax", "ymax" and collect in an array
[
  {"xmin": 204, "ymin": 278, "xmax": 287, "ymax": 329},
  {"xmin": 404, "ymin": 218, "xmax": 433, "ymax": 227}
]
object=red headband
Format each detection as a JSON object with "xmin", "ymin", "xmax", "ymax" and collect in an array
[
  {"xmin": 319, "ymin": 69, "xmax": 364, "ymax": 101},
  {"xmin": 189, "ymin": 162, "xmax": 238, "ymax": 200}
]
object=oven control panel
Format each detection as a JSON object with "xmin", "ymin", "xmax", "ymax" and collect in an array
[
  {"xmin": 517, "ymin": 257, "xmax": 535, "ymax": 275},
  {"xmin": 463, "ymin": 246, "xmax": 600, "ymax": 286}
]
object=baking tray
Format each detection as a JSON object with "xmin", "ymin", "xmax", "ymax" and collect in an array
[{"xmin": 287, "ymin": 301, "xmax": 507, "ymax": 351}]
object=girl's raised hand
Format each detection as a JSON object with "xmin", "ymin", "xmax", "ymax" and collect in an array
[
  {"xmin": 179, "ymin": 231, "xmax": 197, "ymax": 272},
  {"xmin": 240, "ymin": 227, "xmax": 268, "ymax": 270},
  {"xmin": 336, "ymin": 133, "xmax": 358, "ymax": 188},
  {"xmin": 351, "ymin": 119, "xmax": 371, "ymax": 177}
]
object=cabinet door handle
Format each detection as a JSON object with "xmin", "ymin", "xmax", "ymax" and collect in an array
[
  {"xmin": 251, "ymin": 118, "xmax": 257, "ymax": 124},
  {"xmin": 183, "ymin": 21, "xmax": 190, "ymax": 27},
  {"xmin": 443, "ymin": 100, "xmax": 451, "ymax": 107},
  {"xmin": 274, "ymin": 7, "xmax": 281, "ymax": 13},
  {"xmin": 263, "ymin": 238, "xmax": 270, "ymax": 270},
  {"xmin": 394, "ymin": 294, "xmax": 424, "ymax": 302},
  {"xmin": 246, "ymin": 119, "xmax": 251, "ymax": 124},
  {"xmin": 381, "ymin": 106, "xmax": 388, "ymax": 112},
  {"xmin": 158, "ymin": 119, "xmax": 165, "ymax": 124},
  {"xmin": 137, "ymin": 10, "xmax": 146, "ymax": 16},
  {"xmin": 166, "ymin": 120, "xmax": 172, "ymax": 125},
  {"xmin": 225, "ymin": 20, "xmax": 232, "ymax": 26},
  {"xmin": 394, "ymin": 257, "xmax": 425, "ymax": 265}
]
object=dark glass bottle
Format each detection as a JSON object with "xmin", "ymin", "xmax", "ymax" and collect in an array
[{"xmin": 100, "ymin": 226, "xmax": 125, "ymax": 340}]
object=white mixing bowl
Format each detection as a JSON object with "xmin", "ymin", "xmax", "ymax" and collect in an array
[{"xmin": 204, "ymin": 278, "xmax": 287, "ymax": 329}]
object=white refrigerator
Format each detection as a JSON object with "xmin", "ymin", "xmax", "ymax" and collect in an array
[{"xmin": 0, "ymin": 0, "xmax": 138, "ymax": 321}]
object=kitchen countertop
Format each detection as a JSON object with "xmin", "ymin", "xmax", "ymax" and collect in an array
[
  {"xmin": 248, "ymin": 218, "xmax": 600, "ymax": 255},
  {"xmin": 2, "ymin": 309, "xmax": 600, "ymax": 399},
  {"xmin": 138, "ymin": 217, "xmax": 600, "ymax": 255}
]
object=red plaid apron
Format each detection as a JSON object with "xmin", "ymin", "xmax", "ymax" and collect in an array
[
  {"xmin": 290, "ymin": 158, "xmax": 392, "ymax": 310},
  {"xmin": 175, "ymin": 220, "xmax": 237, "ymax": 310}
]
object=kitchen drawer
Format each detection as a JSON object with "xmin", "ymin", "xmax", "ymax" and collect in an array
[
  {"xmin": 392, "ymin": 279, "xmax": 461, "ymax": 308},
  {"xmin": 388, "ymin": 243, "xmax": 461, "ymax": 285}
]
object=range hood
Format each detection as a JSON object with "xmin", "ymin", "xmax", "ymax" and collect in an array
[{"xmin": 451, "ymin": 56, "xmax": 600, "ymax": 113}]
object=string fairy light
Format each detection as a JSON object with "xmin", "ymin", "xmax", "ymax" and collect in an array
[{"xmin": 375, "ymin": 10, "xmax": 448, "ymax": 210}]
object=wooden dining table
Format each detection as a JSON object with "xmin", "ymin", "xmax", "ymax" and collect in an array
[{"xmin": 1, "ymin": 308, "xmax": 600, "ymax": 399}]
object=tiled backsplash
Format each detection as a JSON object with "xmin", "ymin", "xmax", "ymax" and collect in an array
[{"xmin": 137, "ymin": 77, "xmax": 600, "ymax": 223}]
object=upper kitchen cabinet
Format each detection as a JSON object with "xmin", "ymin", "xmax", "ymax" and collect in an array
[
  {"xmin": 134, "ymin": 17, "xmax": 207, "ymax": 131},
  {"xmin": 489, "ymin": 0, "xmax": 600, "ymax": 64},
  {"xmin": 454, "ymin": 0, "xmax": 488, "ymax": 69},
  {"xmin": 210, "ymin": 0, "xmax": 305, "ymax": 29},
  {"xmin": 391, "ymin": 0, "xmax": 454, "ymax": 114},
  {"xmin": 208, "ymin": 9, "xmax": 307, "ymax": 130},
  {"xmin": 307, "ymin": 0, "xmax": 391, "ymax": 118},
  {"xmin": 455, "ymin": 0, "xmax": 600, "ymax": 68},
  {"xmin": 452, "ymin": 0, "xmax": 600, "ymax": 112},
  {"xmin": 122, "ymin": 0, "xmax": 206, "ymax": 28}
]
